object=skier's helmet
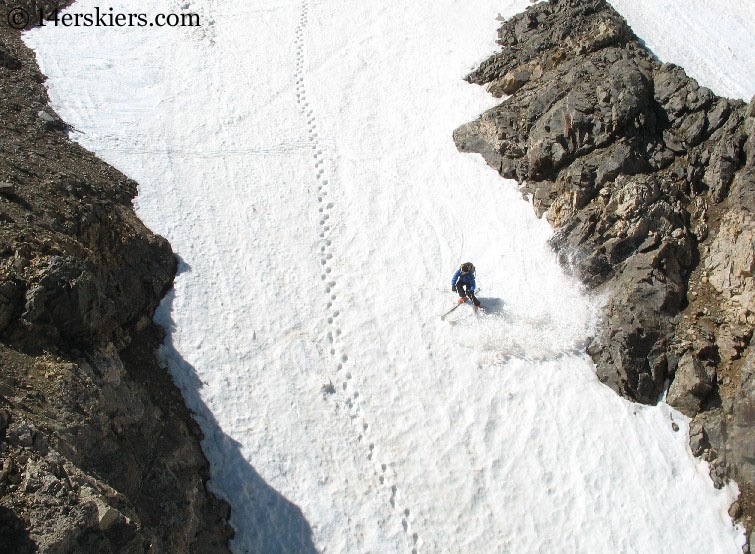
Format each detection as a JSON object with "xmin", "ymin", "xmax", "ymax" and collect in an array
[{"xmin": 461, "ymin": 262, "xmax": 475, "ymax": 274}]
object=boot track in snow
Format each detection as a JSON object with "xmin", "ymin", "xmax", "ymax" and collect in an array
[{"xmin": 295, "ymin": 1, "xmax": 421, "ymax": 551}]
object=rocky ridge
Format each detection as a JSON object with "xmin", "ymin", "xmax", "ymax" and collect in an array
[
  {"xmin": 454, "ymin": 0, "xmax": 754, "ymax": 545},
  {"xmin": 0, "ymin": 4, "xmax": 233, "ymax": 552}
]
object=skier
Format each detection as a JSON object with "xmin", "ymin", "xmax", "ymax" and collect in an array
[{"xmin": 451, "ymin": 262, "xmax": 481, "ymax": 309}]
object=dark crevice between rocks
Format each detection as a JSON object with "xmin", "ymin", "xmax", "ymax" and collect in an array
[{"xmin": 455, "ymin": 0, "xmax": 755, "ymax": 545}]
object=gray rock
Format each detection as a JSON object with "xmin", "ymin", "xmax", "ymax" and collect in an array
[
  {"xmin": 0, "ymin": 280, "xmax": 21, "ymax": 333},
  {"xmin": 488, "ymin": 68, "xmax": 531, "ymax": 96},
  {"xmin": 707, "ymin": 99, "xmax": 731, "ymax": 133},
  {"xmin": 667, "ymin": 351, "xmax": 715, "ymax": 416},
  {"xmin": 689, "ymin": 422, "xmax": 710, "ymax": 457},
  {"xmin": 728, "ymin": 501, "xmax": 743, "ymax": 519},
  {"xmin": 0, "ymin": 47, "xmax": 21, "ymax": 71},
  {"xmin": 705, "ymin": 210, "xmax": 754, "ymax": 316},
  {"xmin": 22, "ymin": 256, "xmax": 116, "ymax": 348},
  {"xmin": 8, "ymin": 421, "xmax": 34, "ymax": 448},
  {"xmin": 704, "ymin": 131, "xmax": 745, "ymax": 201},
  {"xmin": 37, "ymin": 110, "xmax": 67, "ymax": 132},
  {"xmin": 0, "ymin": 410, "xmax": 9, "ymax": 437},
  {"xmin": 732, "ymin": 338, "xmax": 755, "ymax": 484}
]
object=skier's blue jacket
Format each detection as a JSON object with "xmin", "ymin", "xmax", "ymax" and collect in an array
[{"xmin": 452, "ymin": 269, "xmax": 476, "ymax": 292}]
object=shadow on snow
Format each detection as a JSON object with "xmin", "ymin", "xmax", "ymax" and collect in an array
[{"xmin": 156, "ymin": 258, "xmax": 318, "ymax": 554}]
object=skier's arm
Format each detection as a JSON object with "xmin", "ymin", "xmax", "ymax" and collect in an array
[
  {"xmin": 451, "ymin": 269, "xmax": 461, "ymax": 289},
  {"xmin": 469, "ymin": 275, "xmax": 476, "ymax": 292}
]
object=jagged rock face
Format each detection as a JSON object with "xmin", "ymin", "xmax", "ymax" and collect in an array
[
  {"xmin": 455, "ymin": 0, "xmax": 754, "ymax": 537},
  {"xmin": 666, "ymin": 350, "xmax": 716, "ymax": 415},
  {"xmin": 0, "ymin": 8, "xmax": 233, "ymax": 552},
  {"xmin": 455, "ymin": 0, "xmax": 753, "ymax": 404},
  {"xmin": 0, "ymin": 335, "xmax": 234, "ymax": 553},
  {"xmin": 706, "ymin": 210, "xmax": 755, "ymax": 322},
  {"xmin": 733, "ymin": 338, "xmax": 755, "ymax": 485}
]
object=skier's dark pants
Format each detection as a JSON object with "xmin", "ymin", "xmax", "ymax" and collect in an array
[{"xmin": 456, "ymin": 282, "xmax": 481, "ymax": 306}]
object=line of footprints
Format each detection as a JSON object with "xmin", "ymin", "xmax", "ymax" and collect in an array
[{"xmin": 294, "ymin": 2, "xmax": 420, "ymax": 552}]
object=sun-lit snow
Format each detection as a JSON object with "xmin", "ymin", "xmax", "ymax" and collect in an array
[
  {"xmin": 608, "ymin": 0, "xmax": 755, "ymax": 101},
  {"xmin": 26, "ymin": 0, "xmax": 751, "ymax": 552}
]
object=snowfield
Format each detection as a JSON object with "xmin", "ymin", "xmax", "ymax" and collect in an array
[
  {"xmin": 26, "ymin": 0, "xmax": 753, "ymax": 552},
  {"xmin": 609, "ymin": 0, "xmax": 755, "ymax": 101}
]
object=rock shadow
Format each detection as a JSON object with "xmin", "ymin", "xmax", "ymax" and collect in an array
[
  {"xmin": 0, "ymin": 505, "xmax": 36, "ymax": 554},
  {"xmin": 156, "ymin": 258, "xmax": 318, "ymax": 554}
]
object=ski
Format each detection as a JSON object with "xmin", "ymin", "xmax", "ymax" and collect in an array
[
  {"xmin": 440, "ymin": 288, "xmax": 482, "ymax": 320},
  {"xmin": 440, "ymin": 300, "xmax": 466, "ymax": 320}
]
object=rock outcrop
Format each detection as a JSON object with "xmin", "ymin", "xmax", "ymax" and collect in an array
[
  {"xmin": 0, "ymin": 4, "xmax": 233, "ymax": 551},
  {"xmin": 454, "ymin": 0, "xmax": 754, "ymax": 542}
]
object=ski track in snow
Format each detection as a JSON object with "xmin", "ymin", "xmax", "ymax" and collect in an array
[{"xmin": 25, "ymin": 0, "xmax": 753, "ymax": 552}]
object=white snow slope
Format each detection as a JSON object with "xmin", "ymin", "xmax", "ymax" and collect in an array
[
  {"xmin": 26, "ymin": 0, "xmax": 753, "ymax": 552},
  {"xmin": 609, "ymin": 0, "xmax": 755, "ymax": 101}
]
